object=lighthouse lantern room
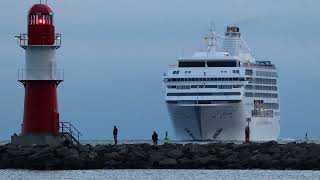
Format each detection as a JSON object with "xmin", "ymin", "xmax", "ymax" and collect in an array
[{"xmin": 12, "ymin": 3, "xmax": 67, "ymax": 145}]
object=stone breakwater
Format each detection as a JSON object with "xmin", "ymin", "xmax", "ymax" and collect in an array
[{"xmin": 0, "ymin": 141, "xmax": 320, "ymax": 170}]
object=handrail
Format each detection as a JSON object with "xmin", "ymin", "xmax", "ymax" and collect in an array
[
  {"xmin": 15, "ymin": 34, "xmax": 62, "ymax": 49},
  {"xmin": 59, "ymin": 122, "xmax": 82, "ymax": 143}
]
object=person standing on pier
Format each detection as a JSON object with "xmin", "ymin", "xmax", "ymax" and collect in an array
[
  {"xmin": 152, "ymin": 131, "xmax": 159, "ymax": 146},
  {"xmin": 113, "ymin": 126, "xmax": 118, "ymax": 145},
  {"xmin": 245, "ymin": 118, "xmax": 251, "ymax": 143},
  {"xmin": 305, "ymin": 132, "xmax": 308, "ymax": 141},
  {"xmin": 164, "ymin": 131, "xmax": 169, "ymax": 141},
  {"xmin": 245, "ymin": 124, "xmax": 250, "ymax": 143}
]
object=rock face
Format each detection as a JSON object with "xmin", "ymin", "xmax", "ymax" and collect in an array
[{"xmin": 0, "ymin": 141, "xmax": 320, "ymax": 170}]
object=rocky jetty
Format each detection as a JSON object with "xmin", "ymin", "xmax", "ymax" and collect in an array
[{"xmin": 0, "ymin": 141, "xmax": 320, "ymax": 170}]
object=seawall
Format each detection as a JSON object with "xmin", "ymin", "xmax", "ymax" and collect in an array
[{"xmin": 0, "ymin": 141, "xmax": 319, "ymax": 170}]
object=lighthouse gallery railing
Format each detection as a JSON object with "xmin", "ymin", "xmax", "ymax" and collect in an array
[{"xmin": 15, "ymin": 34, "xmax": 62, "ymax": 48}]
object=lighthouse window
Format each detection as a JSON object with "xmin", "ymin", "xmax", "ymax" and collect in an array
[{"xmin": 30, "ymin": 14, "xmax": 52, "ymax": 25}]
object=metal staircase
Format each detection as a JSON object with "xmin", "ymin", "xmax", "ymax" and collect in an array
[{"xmin": 59, "ymin": 122, "xmax": 82, "ymax": 144}]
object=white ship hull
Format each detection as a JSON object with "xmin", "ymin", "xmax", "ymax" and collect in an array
[{"xmin": 167, "ymin": 102, "xmax": 280, "ymax": 141}]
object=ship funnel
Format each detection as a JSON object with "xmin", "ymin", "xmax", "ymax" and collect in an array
[{"xmin": 223, "ymin": 26, "xmax": 241, "ymax": 56}]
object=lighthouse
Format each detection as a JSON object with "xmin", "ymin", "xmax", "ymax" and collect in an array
[{"xmin": 11, "ymin": 3, "xmax": 78, "ymax": 145}]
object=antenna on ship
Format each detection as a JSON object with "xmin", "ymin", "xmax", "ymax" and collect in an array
[{"xmin": 204, "ymin": 28, "xmax": 217, "ymax": 56}]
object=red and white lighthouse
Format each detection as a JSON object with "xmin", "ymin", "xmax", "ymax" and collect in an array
[{"xmin": 12, "ymin": 3, "xmax": 64, "ymax": 145}]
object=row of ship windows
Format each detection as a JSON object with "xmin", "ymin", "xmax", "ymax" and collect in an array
[
  {"xmin": 245, "ymin": 85, "xmax": 278, "ymax": 91},
  {"xmin": 254, "ymin": 100, "xmax": 279, "ymax": 109},
  {"xmin": 167, "ymin": 92, "xmax": 241, "ymax": 96},
  {"xmin": 174, "ymin": 70, "xmax": 240, "ymax": 75},
  {"xmin": 245, "ymin": 70, "xmax": 278, "ymax": 77},
  {"xmin": 245, "ymin": 92, "xmax": 278, "ymax": 98},
  {"xmin": 166, "ymin": 100, "xmax": 241, "ymax": 104},
  {"xmin": 167, "ymin": 85, "xmax": 243, "ymax": 89},
  {"xmin": 167, "ymin": 84, "xmax": 277, "ymax": 91},
  {"xmin": 164, "ymin": 77, "xmax": 246, "ymax": 82},
  {"xmin": 258, "ymin": 103, "xmax": 279, "ymax": 109},
  {"xmin": 247, "ymin": 78, "xmax": 277, "ymax": 85},
  {"xmin": 164, "ymin": 77, "xmax": 277, "ymax": 85},
  {"xmin": 252, "ymin": 109, "xmax": 274, "ymax": 117}
]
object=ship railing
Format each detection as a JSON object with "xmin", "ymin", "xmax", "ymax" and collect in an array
[
  {"xmin": 242, "ymin": 62, "xmax": 276, "ymax": 69},
  {"xmin": 15, "ymin": 34, "xmax": 62, "ymax": 49},
  {"xmin": 18, "ymin": 68, "xmax": 64, "ymax": 81}
]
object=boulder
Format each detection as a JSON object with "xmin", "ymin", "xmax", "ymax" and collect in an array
[
  {"xmin": 131, "ymin": 150, "xmax": 148, "ymax": 161},
  {"xmin": 167, "ymin": 149, "xmax": 184, "ymax": 159},
  {"xmin": 159, "ymin": 158, "xmax": 178, "ymax": 168},
  {"xmin": 178, "ymin": 157, "xmax": 194, "ymax": 167},
  {"xmin": 104, "ymin": 152, "xmax": 121, "ymax": 161},
  {"xmin": 197, "ymin": 156, "xmax": 213, "ymax": 166},
  {"xmin": 105, "ymin": 160, "xmax": 122, "ymax": 169}
]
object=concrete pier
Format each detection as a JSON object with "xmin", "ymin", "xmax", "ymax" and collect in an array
[{"xmin": 0, "ymin": 141, "xmax": 319, "ymax": 170}]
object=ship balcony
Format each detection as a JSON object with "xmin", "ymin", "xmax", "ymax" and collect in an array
[
  {"xmin": 18, "ymin": 69, "xmax": 64, "ymax": 82},
  {"xmin": 15, "ymin": 34, "xmax": 62, "ymax": 49}
]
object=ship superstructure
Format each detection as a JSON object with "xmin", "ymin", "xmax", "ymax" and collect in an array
[{"xmin": 163, "ymin": 26, "xmax": 280, "ymax": 141}]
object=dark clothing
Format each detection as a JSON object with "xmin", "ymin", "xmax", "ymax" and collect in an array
[
  {"xmin": 152, "ymin": 132, "xmax": 159, "ymax": 146},
  {"xmin": 245, "ymin": 126, "xmax": 250, "ymax": 143},
  {"xmin": 113, "ymin": 135, "xmax": 118, "ymax": 145},
  {"xmin": 113, "ymin": 127, "xmax": 118, "ymax": 136},
  {"xmin": 113, "ymin": 127, "xmax": 118, "ymax": 145}
]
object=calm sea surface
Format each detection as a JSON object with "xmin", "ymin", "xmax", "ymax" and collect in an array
[{"xmin": 0, "ymin": 169, "xmax": 320, "ymax": 180}]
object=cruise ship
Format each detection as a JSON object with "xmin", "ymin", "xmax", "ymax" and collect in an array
[{"xmin": 163, "ymin": 26, "xmax": 280, "ymax": 141}]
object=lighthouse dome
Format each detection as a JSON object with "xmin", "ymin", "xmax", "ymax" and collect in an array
[{"xmin": 28, "ymin": 4, "xmax": 53, "ymax": 15}]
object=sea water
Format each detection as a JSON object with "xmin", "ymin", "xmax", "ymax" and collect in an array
[{"xmin": 0, "ymin": 169, "xmax": 320, "ymax": 180}]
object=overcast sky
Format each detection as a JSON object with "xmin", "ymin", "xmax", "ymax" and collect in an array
[{"xmin": 0, "ymin": 0, "xmax": 319, "ymax": 140}]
